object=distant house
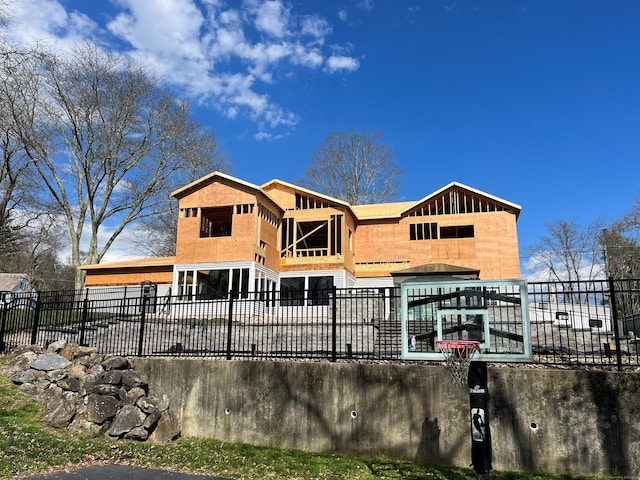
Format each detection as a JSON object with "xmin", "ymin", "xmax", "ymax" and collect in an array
[
  {"xmin": 79, "ymin": 172, "xmax": 522, "ymax": 298},
  {"xmin": 0, "ymin": 274, "xmax": 30, "ymax": 295}
]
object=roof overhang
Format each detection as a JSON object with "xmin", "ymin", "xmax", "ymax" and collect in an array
[{"xmin": 391, "ymin": 263, "xmax": 480, "ymax": 279}]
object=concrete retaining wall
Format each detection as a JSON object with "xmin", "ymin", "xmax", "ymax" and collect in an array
[{"xmin": 131, "ymin": 358, "xmax": 640, "ymax": 478}]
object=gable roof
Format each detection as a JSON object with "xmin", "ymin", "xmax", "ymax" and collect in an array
[
  {"xmin": 0, "ymin": 273, "xmax": 29, "ymax": 292},
  {"xmin": 172, "ymin": 171, "xmax": 284, "ymax": 214},
  {"xmin": 406, "ymin": 181, "xmax": 521, "ymax": 219},
  {"xmin": 352, "ymin": 182, "xmax": 520, "ymax": 220},
  {"xmin": 260, "ymin": 178, "xmax": 355, "ymax": 211}
]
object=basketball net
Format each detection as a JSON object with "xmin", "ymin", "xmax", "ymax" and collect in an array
[{"xmin": 437, "ymin": 340, "xmax": 480, "ymax": 387}]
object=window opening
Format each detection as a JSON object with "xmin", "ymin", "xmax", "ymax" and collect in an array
[
  {"xmin": 200, "ymin": 206, "xmax": 233, "ymax": 237},
  {"xmin": 440, "ymin": 225, "xmax": 474, "ymax": 239},
  {"xmin": 410, "ymin": 222, "xmax": 438, "ymax": 240}
]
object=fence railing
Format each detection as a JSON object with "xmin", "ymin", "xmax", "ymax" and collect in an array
[{"xmin": 1, "ymin": 279, "xmax": 639, "ymax": 369}]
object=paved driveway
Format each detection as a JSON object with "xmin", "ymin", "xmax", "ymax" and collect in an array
[{"xmin": 22, "ymin": 464, "xmax": 233, "ymax": 480}]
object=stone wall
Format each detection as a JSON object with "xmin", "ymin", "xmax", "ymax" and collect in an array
[
  {"xmin": 132, "ymin": 358, "xmax": 640, "ymax": 478},
  {"xmin": 1, "ymin": 342, "xmax": 180, "ymax": 442}
]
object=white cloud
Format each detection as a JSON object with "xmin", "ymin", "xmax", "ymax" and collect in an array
[
  {"xmin": 4, "ymin": 0, "xmax": 99, "ymax": 49},
  {"xmin": 254, "ymin": 131, "xmax": 285, "ymax": 141},
  {"xmin": 245, "ymin": 0, "xmax": 291, "ymax": 38},
  {"xmin": 301, "ymin": 15, "xmax": 332, "ymax": 41},
  {"xmin": 2, "ymin": 0, "xmax": 359, "ymax": 133},
  {"xmin": 326, "ymin": 55, "xmax": 360, "ymax": 73},
  {"xmin": 338, "ymin": 8, "xmax": 348, "ymax": 22}
]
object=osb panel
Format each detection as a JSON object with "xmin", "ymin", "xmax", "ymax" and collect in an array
[
  {"xmin": 284, "ymin": 207, "xmax": 348, "ymax": 222},
  {"xmin": 259, "ymin": 219, "xmax": 280, "ymax": 271},
  {"xmin": 262, "ymin": 183, "xmax": 296, "ymax": 209},
  {"xmin": 353, "ymin": 212, "xmax": 520, "ymax": 280},
  {"xmin": 179, "ymin": 181, "xmax": 257, "ymax": 209},
  {"xmin": 84, "ymin": 269, "xmax": 173, "ymax": 286},
  {"xmin": 280, "ymin": 260, "xmax": 348, "ymax": 273},
  {"xmin": 176, "ymin": 213, "xmax": 256, "ymax": 264}
]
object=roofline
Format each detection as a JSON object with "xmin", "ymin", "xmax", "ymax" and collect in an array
[
  {"xmin": 171, "ymin": 171, "xmax": 284, "ymax": 214},
  {"xmin": 401, "ymin": 181, "xmax": 522, "ymax": 218},
  {"xmin": 261, "ymin": 179, "xmax": 351, "ymax": 207},
  {"xmin": 261, "ymin": 178, "xmax": 358, "ymax": 217}
]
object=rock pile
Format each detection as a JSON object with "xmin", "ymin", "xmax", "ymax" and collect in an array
[{"xmin": 0, "ymin": 341, "xmax": 180, "ymax": 442}]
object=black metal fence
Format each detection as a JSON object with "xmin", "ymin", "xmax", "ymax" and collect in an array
[{"xmin": 1, "ymin": 279, "xmax": 639, "ymax": 370}]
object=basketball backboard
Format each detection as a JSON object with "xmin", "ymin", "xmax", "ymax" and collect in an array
[{"xmin": 400, "ymin": 278, "xmax": 532, "ymax": 362}]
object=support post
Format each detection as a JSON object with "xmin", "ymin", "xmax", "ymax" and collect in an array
[
  {"xmin": 30, "ymin": 292, "xmax": 41, "ymax": 346},
  {"xmin": 468, "ymin": 361, "xmax": 492, "ymax": 480},
  {"xmin": 137, "ymin": 296, "xmax": 147, "ymax": 356},
  {"xmin": 331, "ymin": 286, "xmax": 337, "ymax": 362},
  {"xmin": 607, "ymin": 276, "xmax": 623, "ymax": 371},
  {"xmin": 226, "ymin": 291, "xmax": 235, "ymax": 360}
]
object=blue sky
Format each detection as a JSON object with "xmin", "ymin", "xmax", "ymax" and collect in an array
[{"xmin": 4, "ymin": 0, "xmax": 640, "ymax": 273}]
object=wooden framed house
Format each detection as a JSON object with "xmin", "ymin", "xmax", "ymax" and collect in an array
[{"xmin": 80, "ymin": 172, "xmax": 522, "ymax": 299}]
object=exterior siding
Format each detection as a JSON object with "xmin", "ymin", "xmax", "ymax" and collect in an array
[
  {"xmin": 175, "ymin": 182, "xmax": 258, "ymax": 265},
  {"xmin": 354, "ymin": 211, "xmax": 520, "ymax": 279},
  {"xmin": 83, "ymin": 267, "xmax": 173, "ymax": 286}
]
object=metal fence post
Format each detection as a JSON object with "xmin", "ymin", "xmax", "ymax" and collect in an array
[
  {"xmin": 331, "ymin": 285, "xmax": 337, "ymax": 362},
  {"xmin": 607, "ymin": 276, "xmax": 623, "ymax": 371},
  {"xmin": 137, "ymin": 296, "xmax": 148, "ymax": 356},
  {"xmin": 79, "ymin": 295, "xmax": 89, "ymax": 346},
  {"xmin": 0, "ymin": 293, "xmax": 7, "ymax": 352},
  {"xmin": 226, "ymin": 291, "xmax": 235, "ymax": 360},
  {"xmin": 30, "ymin": 291, "xmax": 41, "ymax": 346}
]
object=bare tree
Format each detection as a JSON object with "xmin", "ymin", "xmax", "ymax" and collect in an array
[
  {"xmin": 129, "ymin": 129, "xmax": 230, "ymax": 257},
  {"xmin": 525, "ymin": 219, "xmax": 606, "ymax": 288},
  {"xmin": 17, "ymin": 43, "xmax": 225, "ymax": 287},
  {"xmin": 1, "ymin": 213, "xmax": 75, "ymax": 290},
  {"xmin": 0, "ymin": 43, "xmax": 44, "ymax": 264},
  {"xmin": 299, "ymin": 129, "xmax": 402, "ymax": 204}
]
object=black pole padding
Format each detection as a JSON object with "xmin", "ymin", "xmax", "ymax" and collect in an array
[{"xmin": 468, "ymin": 361, "xmax": 492, "ymax": 478}]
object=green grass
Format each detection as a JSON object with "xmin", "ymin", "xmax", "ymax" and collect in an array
[{"xmin": 0, "ymin": 359, "xmax": 613, "ymax": 480}]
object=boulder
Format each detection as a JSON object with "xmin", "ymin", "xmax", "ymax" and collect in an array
[
  {"xmin": 123, "ymin": 386, "xmax": 146, "ymax": 405},
  {"xmin": 149, "ymin": 409, "xmax": 181, "ymax": 443},
  {"xmin": 67, "ymin": 363, "xmax": 88, "ymax": 379},
  {"xmin": 108, "ymin": 405, "xmax": 146, "ymax": 437},
  {"xmin": 91, "ymin": 384, "xmax": 120, "ymax": 396},
  {"xmin": 68, "ymin": 418, "xmax": 102, "ymax": 438},
  {"xmin": 0, "ymin": 351, "xmax": 39, "ymax": 376},
  {"xmin": 102, "ymin": 370, "xmax": 122, "ymax": 385},
  {"xmin": 44, "ymin": 396, "xmax": 76, "ymax": 428},
  {"xmin": 46, "ymin": 339, "xmax": 67, "ymax": 354},
  {"xmin": 124, "ymin": 425, "xmax": 149, "ymax": 441},
  {"xmin": 121, "ymin": 370, "xmax": 147, "ymax": 389},
  {"xmin": 11, "ymin": 369, "xmax": 35, "ymax": 385},
  {"xmin": 102, "ymin": 356, "xmax": 129, "ymax": 370},
  {"xmin": 85, "ymin": 394, "xmax": 121, "ymax": 424},
  {"xmin": 31, "ymin": 354, "xmax": 71, "ymax": 372}
]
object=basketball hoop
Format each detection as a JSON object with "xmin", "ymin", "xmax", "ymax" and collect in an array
[{"xmin": 437, "ymin": 340, "xmax": 480, "ymax": 387}]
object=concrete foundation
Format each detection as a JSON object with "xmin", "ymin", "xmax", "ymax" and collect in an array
[{"xmin": 131, "ymin": 358, "xmax": 640, "ymax": 478}]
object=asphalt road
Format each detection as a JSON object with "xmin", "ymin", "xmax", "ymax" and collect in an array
[{"xmin": 21, "ymin": 465, "xmax": 234, "ymax": 480}]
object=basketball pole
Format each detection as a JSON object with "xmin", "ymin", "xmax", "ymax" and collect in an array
[{"xmin": 468, "ymin": 361, "xmax": 492, "ymax": 480}]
